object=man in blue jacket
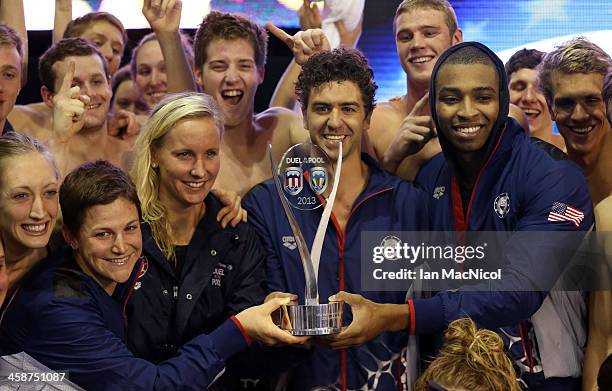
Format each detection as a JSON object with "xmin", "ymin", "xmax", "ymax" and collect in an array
[
  {"xmin": 328, "ymin": 42, "xmax": 593, "ymax": 390},
  {"xmin": 244, "ymin": 47, "xmax": 429, "ymax": 390}
]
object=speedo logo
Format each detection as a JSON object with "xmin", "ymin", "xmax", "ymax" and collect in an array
[{"xmin": 282, "ymin": 236, "xmax": 297, "ymax": 250}]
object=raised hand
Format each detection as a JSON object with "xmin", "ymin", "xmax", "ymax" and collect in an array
[
  {"xmin": 298, "ymin": 0, "xmax": 322, "ymax": 30},
  {"xmin": 266, "ymin": 22, "xmax": 330, "ymax": 66},
  {"xmin": 52, "ymin": 61, "xmax": 89, "ymax": 142},
  {"xmin": 142, "ymin": 0, "xmax": 182, "ymax": 33},
  {"xmin": 382, "ymin": 93, "xmax": 436, "ymax": 172},
  {"xmin": 335, "ymin": 17, "xmax": 362, "ymax": 48}
]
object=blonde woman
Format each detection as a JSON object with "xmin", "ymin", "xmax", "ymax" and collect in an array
[
  {"xmin": 0, "ymin": 160, "xmax": 302, "ymax": 390},
  {"xmin": 127, "ymin": 92, "xmax": 273, "ymax": 376},
  {"xmin": 415, "ymin": 318, "xmax": 521, "ymax": 391},
  {"xmin": 0, "ymin": 132, "xmax": 60, "ymax": 302}
]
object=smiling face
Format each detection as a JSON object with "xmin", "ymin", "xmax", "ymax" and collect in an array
[
  {"xmin": 0, "ymin": 45, "xmax": 21, "ymax": 124},
  {"xmin": 195, "ymin": 38, "xmax": 262, "ymax": 128},
  {"xmin": 0, "ymin": 153, "xmax": 59, "ymax": 255},
  {"xmin": 135, "ymin": 40, "xmax": 167, "ymax": 108},
  {"xmin": 436, "ymin": 63, "xmax": 500, "ymax": 156},
  {"xmin": 509, "ymin": 68, "xmax": 552, "ymax": 134},
  {"xmin": 549, "ymin": 71, "xmax": 608, "ymax": 156},
  {"xmin": 395, "ymin": 8, "xmax": 462, "ymax": 87},
  {"xmin": 52, "ymin": 55, "xmax": 111, "ymax": 130},
  {"xmin": 303, "ymin": 81, "xmax": 369, "ymax": 162},
  {"xmin": 153, "ymin": 117, "xmax": 221, "ymax": 211},
  {"xmin": 67, "ymin": 197, "xmax": 141, "ymax": 295},
  {"xmin": 79, "ymin": 20, "xmax": 125, "ymax": 76}
]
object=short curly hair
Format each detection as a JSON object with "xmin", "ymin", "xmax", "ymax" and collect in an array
[
  {"xmin": 296, "ymin": 47, "xmax": 377, "ymax": 116},
  {"xmin": 194, "ymin": 11, "xmax": 268, "ymax": 70},
  {"xmin": 415, "ymin": 318, "xmax": 521, "ymax": 391}
]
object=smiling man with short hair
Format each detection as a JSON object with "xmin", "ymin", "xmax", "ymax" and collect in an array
[
  {"xmin": 245, "ymin": 47, "xmax": 429, "ymax": 391},
  {"xmin": 538, "ymin": 38, "xmax": 612, "ymax": 205}
]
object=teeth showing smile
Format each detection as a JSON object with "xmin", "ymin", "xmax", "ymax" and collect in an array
[
  {"xmin": 185, "ymin": 181, "xmax": 205, "ymax": 188},
  {"xmin": 523, "ymin": 108, "xmax": 540, "ymax": 116},
  {"xmin": 149, "ymin": 92, "xmax": 165, "ymax": 99},
  {"xmin": 86, "ymin": 103, "xmax": 101, "ymax": 110},
  {"xmin": 456, "ymin": 126, "xmax": 481, "ymax": 134},
  {"xmin": 410, "ymin": 56, "xmax": 434, "ymax": 64},
  {"xmin": 107, "ymin": 255, "xmax": 130, "ymax": 265},
  {"xmin": 22, "ymin": 223, "xmax": 46, "ymax": 233},
  {"xmin": 323, "ymin": 135, "xmax": 346, "ymax": 141},
  {"xmin": 571, "ymin": 126, "xmax": 594, "ymax": 134}
]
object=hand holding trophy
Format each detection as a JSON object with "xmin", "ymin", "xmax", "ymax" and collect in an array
[{"xmin": 269, "ymin": 142, "xmax": 345, "ymax": 335}]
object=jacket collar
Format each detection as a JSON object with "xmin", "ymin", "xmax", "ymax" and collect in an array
[{"xmin": 141, "ymin": 193, "xmax": 229, "ymax": 270}]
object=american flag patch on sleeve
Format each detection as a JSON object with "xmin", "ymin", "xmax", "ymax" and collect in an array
[{"xmin": 547, "ymin": 202, "xmax": 584, "ymax": 226}]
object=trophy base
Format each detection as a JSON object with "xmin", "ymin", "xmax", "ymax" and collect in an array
[{"xmin": 279, "ymin": 301, "xmax": 344, "ymax": 336}]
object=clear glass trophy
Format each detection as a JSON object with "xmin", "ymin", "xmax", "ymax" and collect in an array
[{"xmin": 269, "ymin": 142, "xmax": 345, "ymax": 336}]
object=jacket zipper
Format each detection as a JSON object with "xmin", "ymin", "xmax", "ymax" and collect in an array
[{"xmin": 329, "ymin": 187, "xmax": 395, "ymax": 391}]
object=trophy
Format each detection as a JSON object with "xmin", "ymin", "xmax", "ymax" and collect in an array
[{"xmin": 269, "ymin": 142, "xmax": 345, "ymax": 336}]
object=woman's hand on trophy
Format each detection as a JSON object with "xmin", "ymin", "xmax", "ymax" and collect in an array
[
  {"xmin": 235, "ymin": 297, "xmax": 309, "ymax": 346},
  {"xmin": 265, "ymin": 291, "xmax": 298, "ymax": 327},
  {"xmin": 321, "ymin": 291, "xmax": 410, "ymax": 349}
]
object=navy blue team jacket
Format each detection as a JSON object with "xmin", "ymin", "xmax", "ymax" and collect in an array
[
  {"xmin": 245, "ymin": 155, "xmax": 429, "ymax": 391},
  {"xmin": 409, "ymin": 42, "xmax": 593, "ymax": 337}
]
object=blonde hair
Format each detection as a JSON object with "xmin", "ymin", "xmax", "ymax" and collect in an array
[
  {"xmin": 415, "ymin": 318, "xmax": 521, "ymax": 391},
  {"xmin": 0, "ymin": 132, "xmax": 59, "ymax": 183},
  {"xmin": 538, "ymin": 37, "xmax": 611, "ymax": 105},
  {"xmin": 132, "ymin": 92, "xmax": 223, "ymax": 261},
  {"xmin": 394, "ymin": 0, "xmax": 458, "ymax": 36}
]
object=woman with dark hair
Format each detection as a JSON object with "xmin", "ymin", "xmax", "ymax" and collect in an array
[{"xmin": 0, "ymin": 160, "xmax": 303, "ymax": 390}]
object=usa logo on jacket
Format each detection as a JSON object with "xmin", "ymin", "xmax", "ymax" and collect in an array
[{"xmin": 494, "ymin": 193, "xmax": 511, "ymax": 218}]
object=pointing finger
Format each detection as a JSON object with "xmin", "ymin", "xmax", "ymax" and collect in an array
[
  {"xmin": 409, "ymin": 92, "xmax": 430, "ymax": 117},
  {"xmin": 266, "ymin": 22, "xmax": 294, "ymax": 48},
  {"xmin": 59, "ymin": 61, "xmax": 76, "ymax": 94}
]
